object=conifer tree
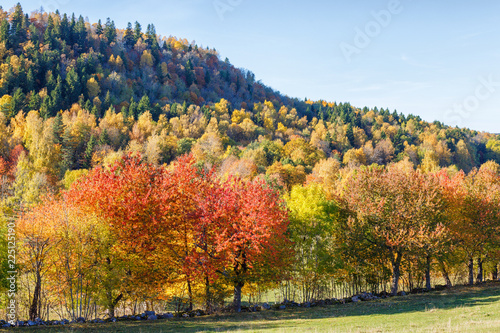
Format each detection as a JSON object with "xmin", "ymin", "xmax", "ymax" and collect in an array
[
  {"xmin": 0, "ymin": 19, "xmax": 9, "ymax": 47},
  {"xmin": 133, "ymin": 21, "xmax": 142, "ymax": 42},
  {"xmin": 103, "ymin": 91, "xmax": 112, "ymax": 112},
  {"xmin": 52, "ymin": 112, "xmax": 63, "ymax": 145},
  {"xmin": 98, "ymin": 128, "xmax": 110, "ymax": 146},
  {"xmin": 95, "ymin": 19, "xmax": 103, "ymax": 35},
  {"xmin": 137, "ymin": 95, "xmax": 150, "ymax": 115},
  {"xmin": 346, "ymin": 123, "xmax": 355, "ymax": 147},
  {"xmin": 124, "ymin": 22, "xmax": 135, "ymax": 48},
  {"xmin": 11, "ymin": 88, "xmax": 25, "ymax": 117},
  {"xmin": 28, "ymin": 91, "xmax": 40, "ymax": 111},
  {"xmin": 84, "ymin": 134, "xmax": 96, "ymax": 168},
  {"xmin": 104, "ymin": 18, "xmax": 116, "ymax": 43}
]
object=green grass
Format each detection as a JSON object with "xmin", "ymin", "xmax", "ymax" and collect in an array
[{"xmin": 5, "ymin": 282, "xmax": 500, "ymax": 332}]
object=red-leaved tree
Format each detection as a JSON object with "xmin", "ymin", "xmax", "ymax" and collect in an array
[{"xmin": 194, "ymin": 177, "xmax": 290, "ymax": 312}]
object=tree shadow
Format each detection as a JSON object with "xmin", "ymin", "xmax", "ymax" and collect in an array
[
  {"xmin": 14, "ymin": 284, "xmax": 500, "ymax": 333},
  {"xmin": 180, "ymin": 283, "xmax": 500, "ymax": 332}
]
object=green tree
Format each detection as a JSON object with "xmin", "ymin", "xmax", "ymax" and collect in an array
[
  {"xmin": 185, "ymin": 60, "xmax": 195, "ymax": 86},
  {"xmin": 0, "ymin": 19, "xmax": 10, "ymax": 47},
  {"xmin": 104, "ymin": 18, "xmax": 116, "ymax": 43},
  {"xmin": 49, "ymin": 76, "xmax": 63, "ymax": 115},
  {"xmin": 27, "ymin": 91, "xmax": 41, "ymax": 111},
  {"xmin": 74, "ymin": 15, "xmax": 87, "ymax": 45},
  {"xmin": 103, "ymin": 90, "xmax": 112, "ymax": 111},
  {"xmin": 346, "ymin": 123, "xmax": 355, "ymax": 147},
  {"xmin": 11, "ymin": 88, "xmax": 25, "ymax": 116},
  {"xmin": 145, "ymin": 23, "xmax": 158, "ymax": 49},
  {"xmin": 39, "ymin": 96, "xmax": 50, "ymax": 119},
  {"xmin": 95, "ymin": 19, "xmax": 103, "ymax": 35},
  {"xmin": 133, "ymin": 21, "xmax": 142, "ymax": 42},
  {"xmin": 26, "ymin": 68, "xmax": 35, "ymax": 92},
  {"xmin": 124, "ymin": 22, "xmax": 135, "ymax": 47},
  {"xmin": 10, "ymin": 3, "xmax": 26, "ymax": 47},
  {"xmin": 65, "ymin": 68, "xmax": 81, "ymax": 103},
  {"xmin": 43, "ymin": 15, "xmax": 54, "ymax": 47},
  {"xmin": 52, "ymin": 112, "xmax": 63, "ymax": 145},
  {"xmin": 128, "ymin": 97, "xmax": 137, "ymax": 120},
  {"xmin": 393, "ymin": 128, "xmax": 405, "ymax": 155},
  {"xmin": 84, "ymin": 134, "xmax": 96, "ymax": 168},
  {"xmin": 137, "ymin": 95, "xmax": 150, "ymax": 115},
  {"xmin": 98, "ymin": 128, "xmax": 110, "ymax": 146},
  {"xmin": 60, "ymin": 127, "xmax": 74, "ymax": 176}
]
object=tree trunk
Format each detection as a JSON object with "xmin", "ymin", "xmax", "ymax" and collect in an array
[
  {"xmin": 391, "ymin": 251, "xmax": 402, "ymax": 296},
  {"xmin": 232, "ymin": 249, "xmax": 247, "ymax": 312},
  {"xmin": 108, "ymin": 303, "xmax": 115, "ymax": 318},
  {"xmin": 29, "ymin": 269, "xmax": 41, "ymax": 321},
  {"xmin": 205, "ymin": 275, "xmax": 212, "ymax": 313},
  {"xmin": 476, "ymin": 257, "xmax": 483, "ymax": 283},
  {"xmin": 468, "ymin": 257, "xmax": 474, "ymax": 286},
  {"xmin": 233, "ymin": 281, "xmax": 244, "ymax": 312},
  {"xmin": 408, "ymin": 267, "xmax": 413, "ymax": 292},
  {"xmin": 493, "ymin": 264, "xmax": 498, "ymax": 280},
  {"xmin": 187, "ymin": 279, "xmax": 193, "ymax": 312},
  {"xmin": 107, "ymin": 293, "xmax": 123, "ymax": 318},
  {"xmin": 425, "ymin": 255, "xmax": 432, "ymax": 291},
  {"xmin": 438, "ymin": 260, "xmax": 452, "ymax": 288}
]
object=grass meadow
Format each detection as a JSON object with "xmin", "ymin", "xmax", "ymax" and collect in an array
[{"xmin": 4, "ymin": 282, "xmax": 500, "ymax": 332}]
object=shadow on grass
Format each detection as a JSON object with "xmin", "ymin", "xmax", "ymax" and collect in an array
[{"xmin": 4, "ymin": 282, "xmax": 500, "ymax": 332}]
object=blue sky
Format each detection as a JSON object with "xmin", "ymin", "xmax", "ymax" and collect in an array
[{"xmin": 3, "ymin": 0, "xmax": 500, "ymax": 133}]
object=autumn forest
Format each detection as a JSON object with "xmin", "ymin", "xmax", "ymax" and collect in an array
[{"xmin": 1, "ymin": 3, "xmax": 500, "ymax": 324}]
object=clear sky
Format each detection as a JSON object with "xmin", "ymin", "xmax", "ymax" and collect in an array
[{"xmin": 3, "ymin": 0, "xmax": 500, "ymax": 133}]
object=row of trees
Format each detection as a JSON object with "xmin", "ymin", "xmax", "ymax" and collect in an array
[
  {"xmin": 13, "ymin": 152, "xmax": 500, "ymax": 321},
  {"xmin": 285, "ymin": 160, "xmax": 500, "ymax": 302},
  {"xmin": 16, "ymin": 154, "xmax": 289, "ymax": 320}
]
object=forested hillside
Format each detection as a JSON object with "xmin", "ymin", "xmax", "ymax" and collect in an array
[
  {"xmin": 0, "ymin": 3, "xmax": 500, "ymax": 190},
  {"xmin": 2, "ymin": 3, "xmax": 500, "ymax": 325}
]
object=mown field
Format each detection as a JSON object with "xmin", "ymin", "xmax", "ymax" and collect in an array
[{"xmin": 4, "ymin": 282, "xmax": 500, "ymax": 333}]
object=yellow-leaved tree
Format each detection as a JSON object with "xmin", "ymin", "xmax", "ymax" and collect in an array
[{"xmin": 285, "ymin": 183, "xmax": 340, "ymax": 302}]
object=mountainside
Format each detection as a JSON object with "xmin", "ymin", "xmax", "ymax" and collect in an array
[
  {"xmin": 0, "ymin": 4, "xmax": 304, "ymax": 118},
  {"xmin": 0, "ymin": 3, "xmax": 500, "ymax": 191}
]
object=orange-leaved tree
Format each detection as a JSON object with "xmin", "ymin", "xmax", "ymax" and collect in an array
[
  {"xmin": 439, "ymin": 167, "xmax": 500, "ymax": 285},
  {"xmin": 17, "ymin": 196, "xmax": 59, "ymax": 321},
  {"xmin": 342, "ymin": 165, "xmax": 446, "ymax": 295},
  {"xmin": 64, "ymin": 153, "xmax": 172, "ymax": 316},
  {"xmin": 161, "ymin": 154, "xmax": 214, "ymax": 311}
]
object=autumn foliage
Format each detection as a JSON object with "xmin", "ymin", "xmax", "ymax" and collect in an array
[
  {"xmin": 13, "ymin": 152, "xmax": 500, "ymax": 320},
  {"xmin": 340, "ymin": 164, "xmax": 446, "ymax": 295},
  {"xmin": 66, "ymin": 154, "xmax": 168, "ymax": 252},
  {"xmin": 20, "ymin": 153, "xmax": 290, "ymax": 315}
]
